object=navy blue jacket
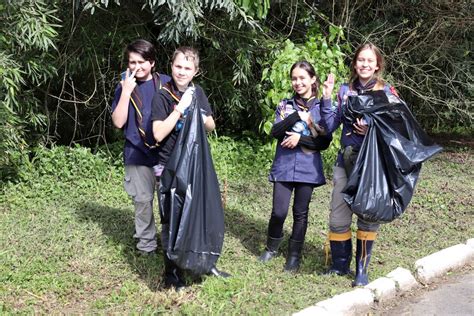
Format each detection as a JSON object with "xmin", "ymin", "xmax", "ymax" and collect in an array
[{"xmin": 268, "ymin": 97, "xmax": 332, "ymax": 185}]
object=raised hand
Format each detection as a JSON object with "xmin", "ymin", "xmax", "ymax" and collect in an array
[
  {"xmin": 322, "ymin": 73, "xmax": 335, "ymax": 99},
  {"xmin": 121, "ymin": 68, "xmax": 138, "ymax": 94}
]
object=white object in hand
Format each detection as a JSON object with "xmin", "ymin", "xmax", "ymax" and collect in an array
[{"xmin": 176, "ymin": 87, "xmax": 195, "ymax": 114}]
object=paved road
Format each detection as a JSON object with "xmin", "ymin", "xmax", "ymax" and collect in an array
[{"xmin": 377, "ymin": 270, "xmax": 474, "ymax": 315}]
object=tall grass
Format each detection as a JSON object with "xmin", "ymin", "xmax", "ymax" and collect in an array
[{"xmin": 1, "ymin": 138, "xmax": 472, "ymax": 314}]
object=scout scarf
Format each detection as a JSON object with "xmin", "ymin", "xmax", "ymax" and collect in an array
[
  {"xmin": 279, "ymin": 94, "xmax": 317, "ymax": 120},
  {"xmin": 352, "ymin": 78, "xmax": 377, "ymax": 94},
  {"xmin": 162, "ymin": 80, "xmax": 195, "ymax": 105},
  {"xmin": 129, "ymin": 72, "xmax": 162, "ymax": 149},
  {"xmin": 294, "ymin": 94, "xmax": 326, "ymax": 135},
  {"xmin": 294, "ymin": 94, "xmax": 317, "ymax": 112}
]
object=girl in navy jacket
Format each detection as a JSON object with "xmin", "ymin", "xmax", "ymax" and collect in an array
[{"xmin": 259, "ymin": 61, "xmax": 334, "ymax": 272}]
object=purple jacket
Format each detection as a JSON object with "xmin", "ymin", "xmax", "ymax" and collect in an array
[{"xmin": 268, "ymin": 97, "xmax": 332, "ymax": 185}]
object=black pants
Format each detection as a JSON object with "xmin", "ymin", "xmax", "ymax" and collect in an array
[{"xmin": 268, "ymin": 182, "xmax": 315, "ymax": 242}]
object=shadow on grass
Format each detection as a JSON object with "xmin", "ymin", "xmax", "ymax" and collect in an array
[
  {"xmin": 75, "ymin": 201, "xmax": 164, "ymax": 291},
  {"xmin": 224, "ymin": 205, "xmax": 327, "ymax": 275}
]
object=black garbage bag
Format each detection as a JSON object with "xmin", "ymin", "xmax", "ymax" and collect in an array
[
  {"xmin": 342, "ymin": 91, "xmax": 443, "ymax": 223},
  {"xmin": 159, "ymin": 97, "xmax": 225, "ymax": 275}
]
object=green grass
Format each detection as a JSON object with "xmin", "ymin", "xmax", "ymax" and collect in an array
[{"xmin": 1, "ymin": 142, "xmax": 473, "ymax": 314}]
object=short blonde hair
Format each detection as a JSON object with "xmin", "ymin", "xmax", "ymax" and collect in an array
[{"xmin": 171, "ymin": 46, "xmax": 200, "ymax": 70}]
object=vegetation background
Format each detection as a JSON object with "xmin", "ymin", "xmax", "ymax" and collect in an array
[{"xmin": 1, "ymin": 0, "xmax": 473, "ymax": 314}]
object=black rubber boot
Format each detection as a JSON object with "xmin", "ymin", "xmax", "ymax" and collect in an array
[
  {"xmin": 259, "ymin": 235, "xmax": 284, "ymax": 263},
  {"xmin": 208, "ymin": 265, "xmax": 231, "ymax": 278},
  {"xmin": 284, "ymin": 239, "xmax": 303, "ymax": 272},
  {"xmin": 327, "ymin": 232, "xmax": 352, "ymax": 275},
  {"xmin": 163, "ymin": 253, "xmax": 186, "ymax": 291},
  {"xmin": 352, "ymin": 230, "xmax": 376, "ymax": 287}
]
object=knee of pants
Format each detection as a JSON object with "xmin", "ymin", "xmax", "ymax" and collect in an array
[
  {"xmin": 293, "ymin": 211, "xmax": 309, "ymax": 225},
  {"xmin": 125, "ymin": 185, "xmax": 154, "ymax": 203},
  {"xmin": 329, "ymin": 225, "xmax": 351, "ymax": 234},
  {"xmin": 133, "ymin": 199, "xmax": 154, "ymax": 215},
  {"xmin": 270, "ymin": 212, "xmax": 287, "ymax": 225},
  {"xmin": 357, "ymin": 218, "xmax": 380, "ymax": 232},
  {"xmin": 329, "ymin": 209, "xmax": 352, "ymax": 233},
  {"xmin": 329, "ymin": 205, "xmax": 352, "ymax": 233}
]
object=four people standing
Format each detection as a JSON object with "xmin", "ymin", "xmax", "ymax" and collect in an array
[{"xmin": 113, "ymin": 39, "xmax": 416, "ymax": 288}]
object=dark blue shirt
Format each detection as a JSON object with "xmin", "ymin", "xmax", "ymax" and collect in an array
[{"xmin": 111, "ymin": 73, "xmax": 171, "ymax": 166}]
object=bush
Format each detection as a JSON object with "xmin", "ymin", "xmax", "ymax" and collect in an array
[
  {"xmin": 7, "ymin": 144, "xmax": 119, "ymax": 185},
  {"xmin": 208, "ymin": 135, "xmax": 274, "ymax": 182}
]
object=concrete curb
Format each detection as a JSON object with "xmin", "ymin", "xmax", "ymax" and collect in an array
[{"xmin": 294, "ymin": 238, "xmax": 474, "ymax": 316}]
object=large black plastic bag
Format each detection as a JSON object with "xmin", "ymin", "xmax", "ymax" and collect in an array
[
  {"xmin": 159, "ymin": 98, "xmax": 224, "ymax": 275},
  {"xmin": 342, "ymin": 91, "xmax": 443, "ymax": 223}
]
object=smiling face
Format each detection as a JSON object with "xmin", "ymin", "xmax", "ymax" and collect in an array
[
  {"xmin": 291, "ymin": 66, "xmax": 316, "ymax": 99},
  {"xmin": 128, "ymin": 52, "xmax": 154, "ymax": 81},
  {"xmin": 171, "ymin": 52, "xmax": 198, "ymax": 91},
  {"xmin": 354, "ymin": 48, "xmax": 379, "ymax": 85}
]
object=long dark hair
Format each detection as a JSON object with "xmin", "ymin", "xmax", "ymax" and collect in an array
[
  {"xmin": 349, "ymin": 42, "xmax": 385, "ymax": 86},
  {"xmin": 290, "ymin": 61, "xmax": 320, "ymax": 96}
]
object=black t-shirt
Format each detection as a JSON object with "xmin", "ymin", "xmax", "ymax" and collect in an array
[{"xmin": 151, "ymin": 82, "xmax": 213, "ymax": 165}]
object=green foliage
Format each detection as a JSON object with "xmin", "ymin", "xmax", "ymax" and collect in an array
[
  {"xmin": 8, "ymin": 144, "xmax": 119, "ymax": 186},
  {"xmin": 208, "ymin": 134, "xmax": 274, "ymax": 181},
  {"xmin": 81, "ymin": 0, "xmax": 259, "ymax": 44},
  {"xmin": 261, "ymin": 25, "xmax": 348, "ymax": 127},
  {"xmin": 0, "ymin": 0, "xmax": 60, "ymax": 178},
  {"xmin": 235, "ymin": 0, "xmax": 270, "ymax": 19}
]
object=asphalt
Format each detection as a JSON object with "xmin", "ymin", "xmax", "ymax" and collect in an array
[
  {"xmin": 294, "ymin": 238, "xmax": 474, "ymax": 316},
  {"xmin": 376, "ymin": 270, "xmax": 474, "ymax": 315}
]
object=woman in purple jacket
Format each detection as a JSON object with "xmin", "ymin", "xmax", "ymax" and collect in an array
[
  {"xmin": 320, "ymin": 43, "xmax": 400, "ymax": 286},
  {"xmin": 259, "ymin": 61, "xmax": 335, "ymax": 272}
]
